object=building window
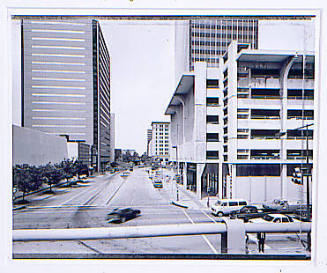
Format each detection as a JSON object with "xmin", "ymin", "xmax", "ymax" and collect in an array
[
  {"xmin": 250, "ymin": 129, "xmax": 280, "ymax": 139},
  {"xmin": 287, "ymin": 129, "xmax": 313, "ymax": 140},
  {"xmin": 250, "ymin": 150, "xmax": 280, "ymax": 160},
  {"xmin": 236, "ymin": 164, "xmax": 281, "ymax": 176},
  {"xmin": 251, "ymin": 88, "xmax": 280, "ymax": 99},
  {"xmin": 206, "ymin": 97, "xmax": 219, "ymax": 106},
  {"xmin": 206, "ymin": 115, "xmax": 219, "ymax": 124},
  {"xmin": 287, "ymin": 110, "xmax": 314, "ymax": 120},
  {"xmin": 287, "ymin": 89, "xmax": 314, "ymax": 100},
  {"xmin": 206, "ymin": 151, "xmax": 219, "ymax": 159},
  {"xmin": 206, "ymin": 133, "xmax": 219, "ymax": 142},
  {"xmin": 251, "ymin": 109, "xmax": 280, "ymax": 119},
  {"xmin": 206, "ymin": 79, "xmax": 219, "ymax": 88},
  {"xmin": 287, "ymin": 149, "xmax": 313, "ymax": 160}
]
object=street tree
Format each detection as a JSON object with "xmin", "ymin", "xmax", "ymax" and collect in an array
[
  {"xmin": 43, "ymin": 164, "xmax": 64, "ymax": 193},
  {"xmin": 60, "ymin": 159, "xmax": 75, "ymax": 186},
  {"xmin": 73, "ymin": 160, "xmax": 89, "ymax": 181},
  {"xmin": 13, "ymin": 165, "xmax": 42, "ymax": 203}
]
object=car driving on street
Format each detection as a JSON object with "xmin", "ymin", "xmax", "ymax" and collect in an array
[
  {"xmin": 106, "ymin": 208, "xmax": 141, "ymax": 223},
  {"xmin": 153, "ymin": 179, "xmax": 163, "ymax": 188}
]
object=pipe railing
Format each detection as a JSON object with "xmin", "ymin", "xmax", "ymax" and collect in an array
[{"xmin": 12, "ymin": 221, "xmax": 311, "ymax": 254}]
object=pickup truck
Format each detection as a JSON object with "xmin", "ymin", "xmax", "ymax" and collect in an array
[{"xmin": 263, "ymin": 199, "xmax": 310, "ymax": 212}]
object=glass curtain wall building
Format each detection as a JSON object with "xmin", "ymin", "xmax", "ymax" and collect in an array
[{"xmin": 189, "ymin": 18, "xmax": 258, "ymax": 70}]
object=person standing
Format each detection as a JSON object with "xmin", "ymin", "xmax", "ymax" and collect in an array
[{"xmin": 257, "ymin": 232, "xmax": 266, "ymax": 253}]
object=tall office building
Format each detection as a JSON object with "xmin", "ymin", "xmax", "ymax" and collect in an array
[
  {"xmin": 149, "ymin": 122, "xmax": 170, "ymax": 162},
  {"xmin": 21, "ymin": 19, "xmax": 111, "ymax": 171},
  {"xmin": 174, "ymin": 16, "xmax": 314, "ymax": 81},
  {"xmin": 189, "ymin": 19, "xmax": 258, "ymax": 71}
]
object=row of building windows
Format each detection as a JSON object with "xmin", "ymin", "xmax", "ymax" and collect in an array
[
  {"xmin": 192, "ymin": 21, "xmax": 257, "ymax": 30},
  {"xmin": 236, "ymin": 109, "xmax": 314, "ymax": 120},
  {"xmin": 235, "ymin": 164, "xmax": 312, "ymax": 177},
  {"xmin": 191, "ymin": 32, "xmax": 256, "ymax": 39}
]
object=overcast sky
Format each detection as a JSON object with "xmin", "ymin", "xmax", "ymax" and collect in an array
[{"xmin": 100, "ymin": 20, "xmax": 175, "ymax": 154}]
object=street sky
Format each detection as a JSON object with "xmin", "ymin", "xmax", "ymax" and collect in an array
[{"xmin": 100, "ymin": 20, "xmax": 175, "ymax": 154}]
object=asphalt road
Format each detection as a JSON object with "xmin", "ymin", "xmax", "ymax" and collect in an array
[
  {"xmin": 12, "ymin": 168, "xmax": 308, "ymax": 256},
  {"xmin": 13, "ymin": 168, "xmax": 222, "ymax": 255}
]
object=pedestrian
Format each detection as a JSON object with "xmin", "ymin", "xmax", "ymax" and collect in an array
[
  {"xmin": 257, "ymin": 232, "xmax": 266, "ymax": 253},
  {"xmin": 245, "ymin": 234, "xmax": 249, "ymax": 254},
  {"xmin": 257, "ymin": 232, "xmax": 261, "ymax": 252}
]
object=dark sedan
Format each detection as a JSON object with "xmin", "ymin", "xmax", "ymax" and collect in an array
[
  {"xmin": 106, "ymin": 208, "xmax": 141, "ymax": 223},
  {"xmin": 230, "ymin": 205, "xmax": 258, "ymax": 216}
]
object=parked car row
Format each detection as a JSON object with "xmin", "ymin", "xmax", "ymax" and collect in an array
[{"xmin": 210, "ymin": 198, "xmax": 308, "ymax": 223}]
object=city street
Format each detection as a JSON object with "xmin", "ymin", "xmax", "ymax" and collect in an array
[{"xmin": 13, "ymin": 168, "xmax": 308, "ymax": 257}]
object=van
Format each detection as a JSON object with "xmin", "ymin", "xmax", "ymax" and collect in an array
[{"xmin": 211, "ymin": 199, "xmax": 248, "ymax": 217}]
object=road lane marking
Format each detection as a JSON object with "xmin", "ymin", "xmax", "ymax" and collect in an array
[
  {"xmin": 182, "ymin": 209, "xmax": 218, "ymax": 254},
  {"xmin": 78, "ymin": 241, "xmax": 103, "ymax": 254},
  {"xmin": 105, "ymin": 179, "xmax": 127, "ymax": 205},
  {"xmin": 57, "ymin": 184, "xmax": 100, "ymax": 206},
  {"xmin": 198, "ymin": 209, "xmax": 220, "ymax": 223}
]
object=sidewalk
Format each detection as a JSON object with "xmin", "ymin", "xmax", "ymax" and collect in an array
[
  {"xmin": 162, "ymin": 168, "xmax": 217, "ymax": 212},
  {"xmin": 12, "ymin": 172, "xmax": 116, "ymax": 210}
]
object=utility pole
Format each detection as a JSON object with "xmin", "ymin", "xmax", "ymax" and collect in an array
[{"xmin": 305, "ymin": 122, "xmax": 311, "ymax": 251}]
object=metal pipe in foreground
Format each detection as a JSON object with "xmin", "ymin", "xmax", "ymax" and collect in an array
[
  {"xmin": 13, "ymin": 222, "xmax": 311, "ymax": 242},
  {"xmin": 13, "ymin": 223, "xmax": 226, "ymax": 241}
]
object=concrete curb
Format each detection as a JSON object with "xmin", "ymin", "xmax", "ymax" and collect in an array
[
  {"xmin": 13, "ymin": 205, "xmax": 27, "ymax": 211},
  {"xmin": 171, "ymin": 201, "xmax": 188, "ymax": 209}
]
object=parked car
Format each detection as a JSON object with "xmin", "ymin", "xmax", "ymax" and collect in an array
[
  {"xmin": 211, "ymin": 199, "xmax": 248, "ymax": 217},
  {"xmin": 106, "ymin": 208, "xmax": 141, "ymax": 223},
  {"xmin": 250, "ymin": 213, "xmax": 301, "ymax": 224},
  {"xmin": 230, "ymin": 205, "xmax": 259, "ymax": 216},
  {"xmin": 262, "ymin": 199, "xmax": 309, "ymax": 212},
  {"xmin": 120, "ymin": 171, "xmax": 130, "ymax": 177}
]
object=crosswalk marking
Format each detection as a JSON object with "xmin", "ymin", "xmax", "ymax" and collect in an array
[{"xmin": 182, "ymin": 209, "xmax": 218, "ymax": 254}]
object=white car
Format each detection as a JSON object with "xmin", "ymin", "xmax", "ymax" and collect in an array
[{"xmin": 250, "ymin": 213, "xmax": 301, "ymax": 223}]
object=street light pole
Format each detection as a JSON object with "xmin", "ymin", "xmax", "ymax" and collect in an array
[
  {"xmin": 176, "ymin": 145, "xmax": 179, "ymax": 202},
  {"xmin": 172, "ymin": 145, "xmax": 179, "ymax": 202},
  {"xmin": 305, "ymin": 123, "xmax": 311, "ymax": 251}
]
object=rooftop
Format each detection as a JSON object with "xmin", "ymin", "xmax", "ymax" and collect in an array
[
  {"xmin": 237, "ymin": 49, "xmax": 315, "ymax": 65},
  {"xmin": 165, "ymin": 74, "xmax": 194, "ymax": 115}
]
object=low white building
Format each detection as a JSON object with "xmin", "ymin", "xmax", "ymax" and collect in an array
[{"xmin": 166, "ymin": 41, "xmax": 314, "ymax": 204}]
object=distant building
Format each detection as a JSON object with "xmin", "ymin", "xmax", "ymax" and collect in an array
[
  {"xmin": 12, "ymin": 125, "xmax": 68, "ymax": 166},
  {"xmin": 114, "ymin": 149, "xmax": 122, "ymax": 162},
  {"xmin": 109, "ymin": 113, "xmax": 115, "ymax": 162},
  {"xmin": 20, "ymin": 19, "xmax": 112, "ymax": 171},
  {"xmin": 146, "ymin": 129, "xmax": 152, "ymax": 155},
  {"xmin": 149, "ymin": 122, "xmax": 170, "ymax": 162}
]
